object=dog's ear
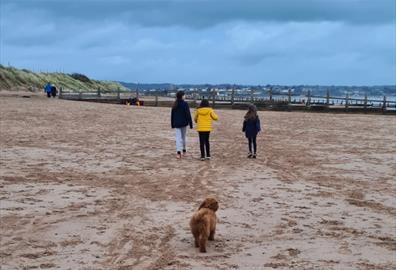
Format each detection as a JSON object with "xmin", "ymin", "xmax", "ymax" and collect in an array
[{"xmin": 198, "ymin": 200, "xmax": 207, "ymax": 210}]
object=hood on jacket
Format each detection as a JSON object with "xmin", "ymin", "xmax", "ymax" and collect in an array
[{"xmin": 197, "ymin": 107, "xmax": 212, "ymax": 116}]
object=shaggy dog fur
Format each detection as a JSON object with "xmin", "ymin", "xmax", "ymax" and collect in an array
[{"xmin": 190, "ymin": 197, "xmax": 218, "ymax": 252}]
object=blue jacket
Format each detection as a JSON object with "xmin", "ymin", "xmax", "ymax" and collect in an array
[
  {"xmin": 44, "ymin": 83, "xmax": 52, "ymax": 93},
  {"xmin": 171, "ymin": 100, "xmax": 193, "ymax": 129},
  {"xmin": 242, "ymin": 117, "xmax": 261, "ymax": 138}
]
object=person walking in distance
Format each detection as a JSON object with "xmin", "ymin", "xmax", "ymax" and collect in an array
[
  {"xmin": 171, "ymin": 91, "xmax": 193, "ymax": 159},
  {"xmin": 242, "ymin": 104, "xmax": 261, "ymax": 158},
  {"xmin": 44, "ymin": 82, "xmax": 52, "ymax": 98},
  {"xmin": 194, "ymin": 99, "xmax": 218, "ymax": 161}
]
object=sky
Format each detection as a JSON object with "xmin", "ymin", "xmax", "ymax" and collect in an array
[{"xmin": 1, "ymin": 0, "xmax": 395, "ymax": 85}]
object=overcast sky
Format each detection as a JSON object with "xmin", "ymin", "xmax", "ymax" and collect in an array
[{"xmin": 1, "ymin": 0, "xmax": 395, "ymax": 85}]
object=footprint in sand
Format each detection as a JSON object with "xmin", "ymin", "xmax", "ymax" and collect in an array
[
  {"xmin": 287, "ymin": 248, "xmax": 301, "ymax": 257},
  {"xmin": 338, "ymin": 241, "xmax": 352, "ymax": 254}
]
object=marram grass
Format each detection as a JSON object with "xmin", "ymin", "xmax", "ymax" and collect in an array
[{"xmin": 0, "ymin": 65, "xmax": 129, "ymax": 92}]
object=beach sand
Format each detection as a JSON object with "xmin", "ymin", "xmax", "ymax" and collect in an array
[{"xmin": 1, "ymin": 93, "xmax": 395, "ymax": 269}]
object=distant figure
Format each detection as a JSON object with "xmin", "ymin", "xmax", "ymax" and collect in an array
[
  {"xmin": 171, "ymin": 91, "xmax": 193, "ymax": 159},
  {"xmin": 242, "ymin": 104, "xmax": 261, "ymax": 159},
  {"xmin": 126, "ymin": 97, "xmax": 142, "ymax": 106},
  {"xmin": 194, "ymin": 99, "xmax": 218, "ymax": 161},
  {"xmin": 50, "ymin": 85, "xmax": 57, "ymax": 98},
  {"xmin": 44, "ymin": 82, "xmax": 52, "ymax": 98}
]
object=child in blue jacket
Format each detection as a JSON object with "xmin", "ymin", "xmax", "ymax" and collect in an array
[
  {"xmin": 242, "ymin": 104, "xmax": 261, "ymax": 158},
  {"xmin": 44, "ymin": 82, "xmax": 52, "ymax": 98}
]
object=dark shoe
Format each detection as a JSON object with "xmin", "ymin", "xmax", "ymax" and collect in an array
[
  {"xmin": 252, "ymin": 154, "xmax": 257, "ymax": 159},
  {"xmin": 247, "ymin": 153, "xmax": 253, "ymax": 158}
]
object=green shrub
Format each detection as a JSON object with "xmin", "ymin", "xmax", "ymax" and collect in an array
[{"xmin": 70, "ymin": 73, "xmax": 92, "ymax": 83}]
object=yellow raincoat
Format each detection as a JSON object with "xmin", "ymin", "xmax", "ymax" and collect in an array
[{"xmin": 194, "ymin": 107, "xmax": 218, "ymax": 132}]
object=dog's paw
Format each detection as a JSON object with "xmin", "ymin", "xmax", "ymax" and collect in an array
[{"xmin": 199, "ymin": 247, "xmax": 207, "ymax": 253}]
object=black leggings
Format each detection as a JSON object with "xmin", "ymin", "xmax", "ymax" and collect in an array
[
  {"xmin": 248, "ymin": 135, "xmax": 257, "ymax": 154},
  {"xmin": 198, "ymin": 132, "xmax": 210, "ymax": 158}
]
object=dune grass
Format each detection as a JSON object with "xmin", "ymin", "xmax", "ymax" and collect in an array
[{"xmin": 0, "ymin": 65, "xmax": 129, "ymax": 92}]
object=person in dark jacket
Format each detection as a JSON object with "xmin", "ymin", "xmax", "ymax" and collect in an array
[
  {"xmin": 171, "ymin": 91, "xmax": 193, "ymax": 159},
  {"xmin": 242, "ymin": 104, "xmax": 261, "ymax": 158},
  {"xmin": 50, "ymin": 86, "xmax": 57, "ymax": 98}
]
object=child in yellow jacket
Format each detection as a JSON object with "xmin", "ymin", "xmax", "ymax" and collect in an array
[{"xmin": 194, "ymin": 99, "xmax": 218, "ymax": 161}]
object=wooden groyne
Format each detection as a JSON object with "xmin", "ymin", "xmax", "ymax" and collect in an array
[{"xmin": 58, "ymin": 88, "xmax": 396, "ymax": 115}]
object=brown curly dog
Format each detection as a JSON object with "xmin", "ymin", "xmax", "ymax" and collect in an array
[{"xmin": 190, "ymin": 197, "xmax": 218, "ymax": 252}]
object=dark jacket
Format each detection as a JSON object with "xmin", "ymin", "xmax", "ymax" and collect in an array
[
  {"xmin": 242, "ymin": 117, "xmax": 261, "ymax": 138},
  {"xmin": 171, "ymin": 100, "xmax": 193, "ymax": 129}
]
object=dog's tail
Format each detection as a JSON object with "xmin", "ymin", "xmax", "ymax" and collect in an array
[{"xmin": 197, "ymin": 215, "xmax": 209, "ymax": 252}]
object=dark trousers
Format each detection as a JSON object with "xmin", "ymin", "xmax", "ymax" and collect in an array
[
  {"xmin": 248, "ymin": 135, "xmax": 257, "ymax": 154},
  {"xmin": 198, "ymin": 132, "xmax": 210, "ymax": 158},
  {"xmin": 46, "ymin": 92, "xmax": 51, "ymax": 98}
]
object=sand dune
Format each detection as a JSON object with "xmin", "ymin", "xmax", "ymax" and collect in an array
[{"xmin": 1, "ymin": 93, "xmax": 395, "ymax": 269}]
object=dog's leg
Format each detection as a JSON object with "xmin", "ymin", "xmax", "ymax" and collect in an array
[
  {"xmin": 199, "ymin": 235, "xmax": 207, "ymax": 253},
  {"xmin": 192, "ymin": 229, "xmax": 200, "ymax": 247},
  {"xmin": 208, "ymin": 230, "xmax": 215, "ymax": 241},
  {"xmin": 209, "ymin": 221, "xmax": 216, "ymax": 241},
  {"xmin": 194, "ymin": 236, "xmax": 199, "ymax": 248}
]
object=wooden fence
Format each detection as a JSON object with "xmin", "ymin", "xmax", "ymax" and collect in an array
[{"xmin": 58, "ymin": 88, "xmax": 396, "ymax": 114}]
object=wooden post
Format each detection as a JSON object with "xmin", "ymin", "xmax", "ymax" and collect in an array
[
  {"xmin": 211, "ymin": 88, "xmax": 216, "ymax": 107},
  {"xmin": 59, "ymin": 87, "xmax": 63, "ymax": 98},
  {"xmin": 382, "ymin": 96, "xmax": 387, "ymax": 112},
  {"xmin": 345, "ymin": 93, "xmax": 349, "ymax": 111},
  {"xmin": 364, "ymin": 92, "xmax": 368, "ymax": 113},
  {"xmin": 117, "ymin": 87, "xmax": 120, "ymax": 100},
  {"xmin": 288, "ymin": 88, "xmax": 292, "ymax": 104},
  {"xmin": 79, "ymin": 91, "xmax": 82, "ymax": 100},
  {"xmin": 193, "ymin": 93, "xmax": 197, "ymax": 108},
  {"xmin": 231, "ymin": 86, "xmax": 235, "ymax": 106},
  {"xmin": 326, "ymin": 89, "xmax": 330, "ymax": 105},
  {"xmin": 307, "ymin": 90, "xmax": 311, "ymax": 106},
  {"xmin": 97, "ymin": 88, "xmax": 101, "ymax": 97},
  {"xmin": 269, "ymin": 87, "xmax": 273, "ymax": 102},
  {"xmin": 155, "ymin": 93, "xmax": 159, "ymax": 107}
]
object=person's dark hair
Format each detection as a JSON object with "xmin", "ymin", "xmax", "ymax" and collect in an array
[
  {"xmin": 172, "ymin": 91, "xmax": 185, "ymax": 108},
  {"xmin": 199, "ymin": 99, "xmax": 210, "ymax": 108},
  {"xmin": 245, "ymin": 104, "xmax": 258, "ymax": 120}
]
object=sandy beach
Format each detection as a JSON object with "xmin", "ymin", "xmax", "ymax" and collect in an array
[{"xmin": 1, "ymin": 93, "xmax": 395, "ymax": 270}]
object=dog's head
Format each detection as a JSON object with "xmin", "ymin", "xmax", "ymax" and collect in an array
[{"xmin": 198, "ymin": 197, "xmax": 219, "ymax": 212}]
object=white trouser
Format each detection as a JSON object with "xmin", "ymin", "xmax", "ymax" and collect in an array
[{"xmin": 175, "ymin": 127, "xmax": 187, "ymax": 152}]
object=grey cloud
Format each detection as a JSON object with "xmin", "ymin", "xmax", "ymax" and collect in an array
[
  {"xmin": 3, "ymin": 0, "xmax": 395, "ymax": 29},
  {"xmin": 1, "ymin": 0, "xmax": 395, "ymax": 85}
]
